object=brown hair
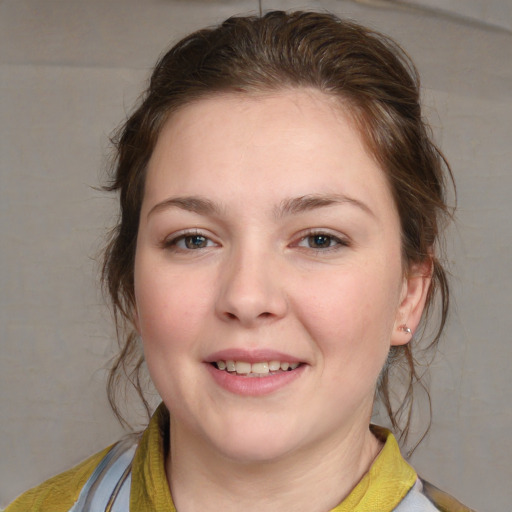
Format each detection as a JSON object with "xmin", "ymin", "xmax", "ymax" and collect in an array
[{"xmin": 102, "ymin": 10, "xmax": 453, "ymax": 446}]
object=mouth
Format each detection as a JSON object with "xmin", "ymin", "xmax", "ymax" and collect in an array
[{"xmin": 212, "ymin": 360, "xmax": 301, "ymax": 377}]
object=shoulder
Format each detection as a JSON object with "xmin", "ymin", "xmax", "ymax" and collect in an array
[
  {"xmin": 4, "ymin": 444, "xmax": 114, "ymax": 512},
  {"xmin": 396, "ymin": 477, "xmax": 477, "ymax": 512}
]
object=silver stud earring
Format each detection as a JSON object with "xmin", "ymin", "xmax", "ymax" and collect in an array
[{"xmin": 400, "ymin": 325, "xmax": 412, "ymax": 335}]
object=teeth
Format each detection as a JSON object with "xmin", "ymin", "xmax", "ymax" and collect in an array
[
  {"xmin": 269, "ymin": 360, "xmax": 281, "ymax": 371},
  {"xmin": 251, "ymin": 362, "xmax": 269, "ymax": 374},
  {"xmin": 235, "ymin": 361, "xmax": 251, "ymax": 374},
  {"xmin": 215, "ymin": 360, "xmax": 300, "ymax": 375}
]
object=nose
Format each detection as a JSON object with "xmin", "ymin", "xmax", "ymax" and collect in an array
[{"xmin": 215, "ymin": 246, "xmax": 288, "ymax": 327}]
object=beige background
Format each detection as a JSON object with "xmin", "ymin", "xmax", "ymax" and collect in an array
[{"xmin": 1, "ymin": 1, "xmax": 511, "ymax": 510}]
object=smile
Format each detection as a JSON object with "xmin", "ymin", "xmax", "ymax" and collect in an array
[{"xmin": 214, "ymin": 360, "xmax": 301, "ymax": 376}]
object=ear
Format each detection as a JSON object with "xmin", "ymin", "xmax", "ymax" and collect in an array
[{"xmin": 391, "ymin": 259, "xmax": 432, "ymax": 346}]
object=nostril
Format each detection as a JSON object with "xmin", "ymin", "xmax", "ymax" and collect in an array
[{"xmin": 223, "ymin": 311, "xmax": 272, "ymax": 321}]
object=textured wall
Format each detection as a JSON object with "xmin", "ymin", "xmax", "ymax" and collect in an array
[
  {"xmin": 403, "ymin": 0, "xmax": 511, "ymax": 31},
  {"xmin": 1, "ymin": 1, "xmax": 511, "ymax": 510}
]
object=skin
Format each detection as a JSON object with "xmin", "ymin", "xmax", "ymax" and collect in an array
[{"xmin": 133, "ymin": 89, "xmax": 431, "ymax": 512}]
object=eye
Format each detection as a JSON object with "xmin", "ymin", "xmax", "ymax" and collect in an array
[
  {"xmin": 181, "ymin": 234, "xmax": 209, "ymax": 249},
  {"xmin": 296, "ymin": 232, "xmax": 348, "ymax": 251},
  {"xmin": 164, "ymin": 232, "xmax": 217, "ymax": 251}
]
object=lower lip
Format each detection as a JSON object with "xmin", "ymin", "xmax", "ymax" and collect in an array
[{"xmin": 205, "ymin": 363, "xmax": 305, "ymax": 396}]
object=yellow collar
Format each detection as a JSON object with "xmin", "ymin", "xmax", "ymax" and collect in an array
[
  {"xmin": 130, "ymin": 404, "xmax": 175, "ymax": 511},
  {"xmin": 330, "ymin": 425, "xmax": 417, "ymax": 511},
  {"xmin": 131, "ymin": 404, "xmax": 416, "ymax": 512}
]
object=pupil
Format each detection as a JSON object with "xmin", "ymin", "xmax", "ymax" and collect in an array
[
  {"xmin": 185, "ymin": 235, "xmax": 207, "ymax": 249},
  {"xmin": 310, "ymin": 235, "xmax": 330, "ymax": 248}
]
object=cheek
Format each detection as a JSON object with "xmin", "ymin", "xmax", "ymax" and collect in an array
[
  {"xmin": 294, "ymin": 263, "xmax": 401, "ymax": 365},
  {"xmin": 134, "ymin": 260, "xmax": 212, "ymax": 356},
  {"xmin": 133, "ymin": 264, "xmax": 215, "ymax": 406}
]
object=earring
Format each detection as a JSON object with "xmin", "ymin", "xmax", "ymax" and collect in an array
[{"xmin": 400, "ymin": 325, "xmax": 412, "ymax": 335}]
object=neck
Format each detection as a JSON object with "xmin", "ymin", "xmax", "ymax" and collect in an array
[{"xmin": 166, "ymin": 419, "xmax": 382, "ymax": 512}]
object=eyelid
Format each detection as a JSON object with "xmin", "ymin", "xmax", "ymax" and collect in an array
[
  {"xmin": 292, "ymin": 229, "xmax": 351, "ymax": 252},
  {"xmin": 161, "ymin": 229, "xmax": 219, "ymax": 250}
]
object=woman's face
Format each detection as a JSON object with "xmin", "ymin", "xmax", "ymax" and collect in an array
[{"xmin": 134, "ymin": 89, "xmax": 423, "ymax": 463}]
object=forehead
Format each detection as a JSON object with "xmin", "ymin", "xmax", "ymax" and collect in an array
[
  {"xmin": 156, "ymin": 89, "xmax": 361, "ymax": 159},
  {"xmin": 143, "ymin": 89, "xmax": 396, "ymax": 219}
]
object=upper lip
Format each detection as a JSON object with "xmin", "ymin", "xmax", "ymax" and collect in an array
[{"xmin": 205, "ymin": 349, "xmax": 302, "ymax": 364}]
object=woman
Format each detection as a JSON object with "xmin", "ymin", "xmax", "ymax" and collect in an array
[{"xmin": 6, "ymin": 10, "xmax": 474, "ymax": 512}]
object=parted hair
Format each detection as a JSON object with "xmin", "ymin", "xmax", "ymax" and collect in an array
[{"xmin": 103, "ymin": 10, "xmax": 453, "ymax": 447}]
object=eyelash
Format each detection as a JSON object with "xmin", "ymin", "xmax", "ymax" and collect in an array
[
  {"xmin": 295, "ymin": 231, "xmax": 350, "ymax": 253},
  {"xmin": 161, "ymin": 230, "xmax": 350, "ymax": 254},
  {"xmin": 162, "ymin": 230, "xmax": 217, "ymax": 251}
]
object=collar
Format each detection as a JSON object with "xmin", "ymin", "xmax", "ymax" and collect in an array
[
  {"xmin": 330, "ymin": 425, "xmax": 417, "ymax": 511},
  {"xmin": 130, "ymin": 404, "xmax": 416, "ymax": 512},
  {"xmin": 130, "ymin": 403, "xmax": 175, "ymax": 511}
]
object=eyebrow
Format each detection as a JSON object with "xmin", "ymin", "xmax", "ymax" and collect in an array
[
  {"xmin": 147, "ymin": 193, "xmax": 374, "ymax": 220},
  {"xmin": 147, "ymin": 196, "xmax": 222, "ymax": 219},
  {"xmin": 275, "ymin": 194, "xmax": 375, "ymax": 219}
]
